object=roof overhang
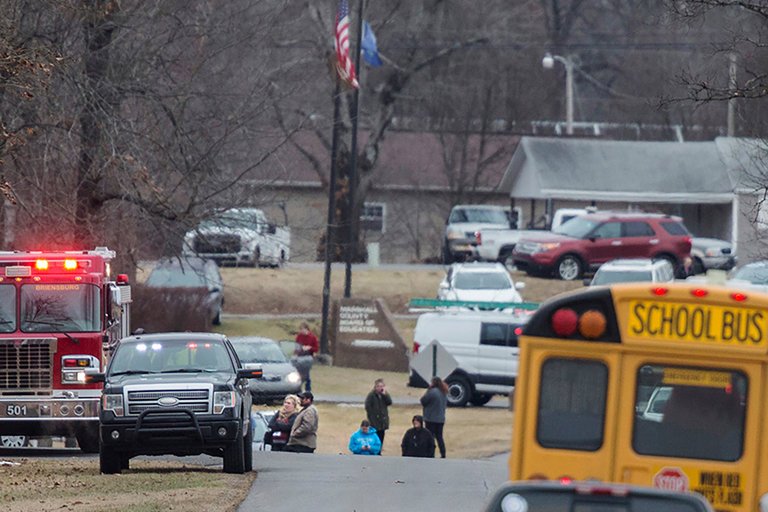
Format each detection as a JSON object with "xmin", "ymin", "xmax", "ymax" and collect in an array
[{"xmin": 539, "ymin": 189, "xmax": 734, "ymax": 203}]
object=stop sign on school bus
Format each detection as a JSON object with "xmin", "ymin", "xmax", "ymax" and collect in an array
[{"xmin": 654, "ymin": 467, "xmax": 690, "ymax": 492}]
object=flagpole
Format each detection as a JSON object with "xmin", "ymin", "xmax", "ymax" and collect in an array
[
  {"xmin": 320, "ymin": 78, "xmax": 343, "ymax": 356},
  {"xmin": 344, "ymin": 0, "xmax": 364, "ymax": 298}
]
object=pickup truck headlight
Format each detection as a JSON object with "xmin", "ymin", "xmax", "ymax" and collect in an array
[
  {"xmin": 213, "ymin": 391, "xmax": 236, "ymax": 414},
  {"xmin": 103, "ymin": 394, "xmax": 124, "ymax": 417},
  {"xmin": 285, "ymin": 371, "xmax": 301, "ymax": 384}
]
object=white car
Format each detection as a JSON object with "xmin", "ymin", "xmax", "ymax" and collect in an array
[
  {"xmin": 586, "ymin": 258, "xmax": 675, "ymax": 286},
  {"xmin": 438, "ymin": 262, "xmax": 525, "ymax": 304}
]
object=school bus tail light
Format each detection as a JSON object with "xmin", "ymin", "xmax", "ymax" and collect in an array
[{"xmin": 731, "ymin": 292, "xmax": 748, "ymax": 302}]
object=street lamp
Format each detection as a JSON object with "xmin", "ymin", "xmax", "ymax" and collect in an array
[{"xmin": 542, "ymin": 52, "xmax": 574, "ymax": 135}]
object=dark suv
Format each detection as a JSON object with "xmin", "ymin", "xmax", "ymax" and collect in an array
[
  {"xmin": 512, "ymin": 212, "xmax": 692, "ymax": 280},
  {"xmin": 92, "ymin": 332, "xmax": 262, "ymax": 474}
]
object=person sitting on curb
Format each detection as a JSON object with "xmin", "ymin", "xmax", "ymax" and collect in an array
[{"xmin": 348, "ymin": 419, "xmax": 382, "ymax": 456}]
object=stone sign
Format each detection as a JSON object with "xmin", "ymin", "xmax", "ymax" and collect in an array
[{"xmin": 331, "ymin": 298, "xmax": 409, "ymax": 372}]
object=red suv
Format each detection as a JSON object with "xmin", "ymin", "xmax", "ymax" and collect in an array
[{"xmin": 511, "ymin": 212, "xmax": 692, "ymax": 280}]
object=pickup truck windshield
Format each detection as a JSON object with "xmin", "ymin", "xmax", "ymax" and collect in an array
[
  {"xmin": 450, "ymin": 208, "xmax": 508, "ymax": 224},
  {"xmin": 110, "ymin": 339, "xmax": 234, "ymax": 374}
]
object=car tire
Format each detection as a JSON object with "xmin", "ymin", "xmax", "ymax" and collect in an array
[
  {"xmin": 692, "ymin": 257, "xmax": 705, "ymax": 275},
  {"xmin": 556, "ymin": 255, "xmax": 583, "ymax": 281},
  {"xmin": 99, "ymin": 443, "xmax": 121, "ymax": 474},
  {"xmin": 244, "ymin": 414, "xmax": 253, "ymax": 472},
  {"xmin": 442, "ymin": 242, "xmax": 454, "ymax": 265},
  {"xmin": 1, "ymin": 435, "xmax": 28, "ymax": 448},
  {"xmin": 223, "ymin": 426, "xmax": 246, "ymax": 474},
  {"xmin": 469, "ymin": 393, "xmax": 493, "ymax": 406},
  {"xmin": 445, "ymin": 376, "xmax": 472, "ymax": 407},
  {"xmin": 213, "ymin": 305, "xmax": 222, "ymax": 326},
  {"xmin": 76, "ymin": 426, "xmax": 100, "ymax": 454},
  {"xmin": 253, "ymin": 247, "xmax": 261, "ymax": 268}
]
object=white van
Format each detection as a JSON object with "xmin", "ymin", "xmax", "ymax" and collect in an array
[{"xmin": 408, "ymin": 310, "xmax": 531, "ymax": 407}]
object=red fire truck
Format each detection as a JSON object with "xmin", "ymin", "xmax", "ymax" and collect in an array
[{"xmin": 0, "ymin": 247, "xmax": 131, "ymax": 452}]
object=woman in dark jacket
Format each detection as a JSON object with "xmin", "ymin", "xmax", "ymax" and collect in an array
[
  {"xmin": 420, "ymin": 376, "xmax": 448, "ymax": 458},
  {"xmin": 401, "ymin": 415, "xmax": 435, "ymax": 458},
  {"xmin": 267, "ymin": 394, "xmax": 300, "ymax": 451}
]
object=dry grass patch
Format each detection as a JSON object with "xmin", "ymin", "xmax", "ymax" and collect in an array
[
  {"xmin": 218, "ymin": 265, "xmax": 581, "ymax": 315},
  {"xmin": 0, "ymin": 458, "xmax": 255, "ymax": 512}
]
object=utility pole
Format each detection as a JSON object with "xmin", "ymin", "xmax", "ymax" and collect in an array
[
  {"xmin": 319, "ymin": 79, "xmax": 343, "ymax": 356},
  {"xmin": 727, "ymin": 52, "xmax": 737, "ymax": 137},
  {"xmin": 344, "ymin": 0, "xmax": 365, "ymax": 298}
]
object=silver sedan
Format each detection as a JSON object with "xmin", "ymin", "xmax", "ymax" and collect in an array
[{"xmin": 230, "ymin": 336, "xmax": 302, "ymax": 404}]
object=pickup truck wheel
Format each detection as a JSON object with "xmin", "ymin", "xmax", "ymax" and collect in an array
[
  {"xmin": 1, "ymin": 435, "xmax": 28, "ymax": 448},
  {"xmin": 99, "ymin": 444, "xmax": 121, "ymax": 474},
  {"xmin": 445, "ymin": 376, "xmax": 471, "ymax": 407},
  {"xmin": 252, "ymin": 247, "xmax": 261, "ymax": 268},
  {"xmin": 556, "ymin": 255, "xmax": 583, "ymax": 281},
  {"xmin": 76, "ymin": 427, "xmax": 100, "ymax": 454},
  {"xmin": 223, "ymin": 427, "xmax": 246, "ymax": 474},
  {"xmin": 120, "ymin": 454, "xmax": 130, "ymax": 470},
  {"xmin": 498, "ymin": 248, "xmax": 516, "ymax": 270},
  {"xmin": 244, "ymin": 414, "xmax": 253, "ymax": 472},
  {"xmin": 442, "ymin": 243, "xmax": 454, "ymax": 265}
]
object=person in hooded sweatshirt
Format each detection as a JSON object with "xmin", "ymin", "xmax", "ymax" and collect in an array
[
  {"xmin": 401, "ymin": 415, "xmax": 435, "ymax": 458},
  {"xmin": 348, "ymin": 419, "xmax": 382, "ymax": 455}
]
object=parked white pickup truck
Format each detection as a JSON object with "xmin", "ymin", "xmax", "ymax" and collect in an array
[
  {"xmin": 474, "ymin": 228, "xmax": 544, "ymax": 265},
  {"xmin": 182, "ymin": 208, "xmax": 290, "ymax": 267},
  {"xmin": 474, "ymin": 207, "xmax": 596, "ymax": 264}
]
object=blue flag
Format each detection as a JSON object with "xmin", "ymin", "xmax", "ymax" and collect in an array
[{"xmin": 361, "ymin": 21, "xmax": 382, "ymax": 68}]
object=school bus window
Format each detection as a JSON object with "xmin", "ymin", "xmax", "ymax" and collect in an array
[
  {"xmin": 537, "ymin": 358, "xmax": 608, "ymax": 451},
  {"xmin": 632, "ymin": 364, "xmax": 746, "ymax": 462}
]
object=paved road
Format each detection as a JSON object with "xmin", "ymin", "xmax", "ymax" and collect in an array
[{"xmin": 238, "ymin": 451, "xmax": 507, "ymax": 512}]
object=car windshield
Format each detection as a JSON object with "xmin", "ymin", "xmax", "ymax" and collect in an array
[
  {"xmin": 199, "ymin": 210, "xmax": 261, "ymax": 230},
  {"xmin": 232, "ymin": 341, "xmax": 287, "ymax": 363},
  {"xmin": 553, "ymin": 216, "xmax": 598, "ymax": 238},
  {"xmin": 732, "ymin": 265, "xmax": 768, "ymax": 285},
  {"xmin": 494, "ymin": 489, "xmax": 706, "ymax": 512},
  {"xmin": 450, "ymin": 208, "xmax": 508, "ymax": 224},
  {"xmin": 20, "ymin": 283, "xmax": 100, "ymax": 333},
  {"xmin": 145, "ymin": 264, "xmax": 208, "ymax": 288},
  {"xmin": 110, "ymin": 338, "xmax": 233, "ymax": 374},
  {"xmin": 592, "ymin": 270, "xmax": 653, "ymax": 285},
  {"xmin": 454, "ymin": 271, "xmax": 511, "ymax": 290}
]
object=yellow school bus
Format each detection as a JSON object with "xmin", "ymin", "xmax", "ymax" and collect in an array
[{"xmin": 510, "ymin": 282, "xmax": 768, "ymax": 512}]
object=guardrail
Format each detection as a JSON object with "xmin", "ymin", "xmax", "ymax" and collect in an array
[{"xmin": 408, "ymin": 298, "xmax": 540, "ymax": 313}]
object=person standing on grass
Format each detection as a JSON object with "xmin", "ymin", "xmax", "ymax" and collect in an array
[
  {"xmin": 401, "ymin": 415, "xmax": 435, "ymax": 458},
  {"xmin": 348, "ymin": 419, "xmax": 382, "ymax": 455},
  {"xmin": 266, "ymin": 394, "xmax": 301, "ymax": 452},
  {"xmin": 285, "ymin": 391, "xmax": 318, "ymax": 453},
  {"xmin": 420, "ymin": 376, "xmax": 448, "ymax": 458},
  {"xmin": 364, "ymin": 378, "xmax": 392, "ymax": 449},
  {"xmin": 293, "ymin": 322, "xmax": 319, "ymax": 392}
]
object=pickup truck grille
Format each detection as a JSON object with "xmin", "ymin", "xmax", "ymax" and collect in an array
[
  {"xmin": 126, "ymin": 388, "xmax": 211, "ymax": 416},
  {"xmin": 194, "ymin": 234, "xmax": 241, "ymax": 254},
  {"xmin": 0, "ymin": 339, "xmax": 55, "ymax": 395}
]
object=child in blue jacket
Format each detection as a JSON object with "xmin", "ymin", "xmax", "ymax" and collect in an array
[{"xmin": 348, "ymin": 420, "xmax": 382, "ymax": 455}]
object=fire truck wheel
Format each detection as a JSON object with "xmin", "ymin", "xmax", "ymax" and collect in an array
[
  {"xmin": 222, "ymin": 428, "xmax": 245, "ymax": 474},
  {"xmin": 99, "ymin": 446, "xmax": 122, "ymax": 474},
  {"xmin": 76, "ymin": 429, "xmax": 100, "ymax": 454}
]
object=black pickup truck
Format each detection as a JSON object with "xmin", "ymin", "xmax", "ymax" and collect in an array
[{"xmin": 91, "ymin": 332, "xmax": 262, "ymax": 474}]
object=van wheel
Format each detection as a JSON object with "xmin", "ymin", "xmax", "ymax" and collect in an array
[
  {"xmin": 470, "ymin": 393, "xmax": 493, "ymax": 406},
  {"xmin": 445, "ymin": 376, "xmax": 471, "ymax": 407},
  {"xmin": 556, "ymin": 255, "xmax": 582, "ymax": 281}
]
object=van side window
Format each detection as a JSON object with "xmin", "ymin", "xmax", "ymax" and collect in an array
[
  {"xmin": 480, "ymin": 323, "xmax": 507, "ymax": 346},
  {"xmin": 480, "ymin": 323, "xmax": 523, "ymax": 347}
]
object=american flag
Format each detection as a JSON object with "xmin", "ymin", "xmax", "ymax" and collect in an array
[{"xmin": 334, "ymin": 0, "xmax": 358, "ymax": 89}]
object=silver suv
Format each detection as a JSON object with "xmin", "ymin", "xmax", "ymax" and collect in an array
[{"xmin": 585, "ymin": 258, "xmax": 675, "ymax": 286}]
